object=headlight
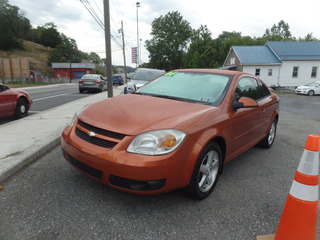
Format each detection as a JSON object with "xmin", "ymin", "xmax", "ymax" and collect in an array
[
  {"xmin": 127, "ymin": 83, "xmax": 135, "ymax": 92},
  {"xmin": 69, "ymin": 111, "xmax": 79, "ymax": 128},
  {"xmin": 127, "ymin": 129, "xmax": 187, "ymax": 155}
]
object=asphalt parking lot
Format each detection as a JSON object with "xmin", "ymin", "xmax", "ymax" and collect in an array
[{"xmin": 0, "ymin": 93, "xmax": 319, "ymax": 240}]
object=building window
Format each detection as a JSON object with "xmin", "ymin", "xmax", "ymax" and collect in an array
[
  {"xmin": 255, "ymin": 68, "xmax": 260, "ymax": 76},
  {"xmin": 292, "ymin": 67, "xmax": 299, "ymax": 77},
  {"xmin": 311, "ymin": 67, "xmax": 317, "ymax": 77},
  {"xmin": 268, "ymin": 69, "xmax": 272, "ymax": 76}
]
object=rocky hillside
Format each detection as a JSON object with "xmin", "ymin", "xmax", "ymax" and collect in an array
[{"xmin": 0, "ymin": 40, "xmax": 53, "ymax": 76}]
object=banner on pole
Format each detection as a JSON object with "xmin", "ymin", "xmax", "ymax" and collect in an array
[{"xmin": 131, "ymin": 47, "xmax": 137, "ymax": 64}]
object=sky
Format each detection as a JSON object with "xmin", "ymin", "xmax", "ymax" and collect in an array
[{"xmin": 9, "ymin": 0, "xmax": 320, "ymax": 68}]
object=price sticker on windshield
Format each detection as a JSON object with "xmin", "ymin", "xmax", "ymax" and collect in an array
[{"xmin": 164, "ymin": 72, "xmax": 177, "ymax": 77}]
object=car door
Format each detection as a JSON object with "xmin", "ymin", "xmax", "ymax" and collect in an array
[
  {"xmin": 225, "ymin": 76, "xmax": 266, "ymax": 159},
  {"xmin": 0, "ymin": 86, "xmax": 15, "ymax": 118},
  {"xmin": 314, "ymin": 83, "xmax": 320, "ymax": 94}
]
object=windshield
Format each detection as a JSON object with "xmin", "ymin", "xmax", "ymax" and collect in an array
[
  {"xmin": 82, "ymin": 75, "xmax": 100, "ymax": 80},
  {"xmin": 137, "ymin": 71, "xmax": 232, "ymax": 106},
  {"xmin": 305, "ymin": 82, "xmax": 317, "ymax": 87},
  {"xmin": 132, "ymin": 69, "xmax": 164, "ymax": 81}
]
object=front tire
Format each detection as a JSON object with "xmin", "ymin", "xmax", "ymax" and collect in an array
[
  {"xmin": 308, "ymin": 90, "xmax": 315, "ymax": 96},
  {"xmin": 185, "ymin": 142, "xmax": 222, "ymax": 200},
  {"xmin": 258, "ymin": 118, "xmax": 277, "ymax": 148},
  {"xmin": 14, "ymin": 98, "xmax": 28, "ymax": 119}
]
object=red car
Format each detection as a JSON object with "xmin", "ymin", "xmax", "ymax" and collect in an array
[
  {"xmin": 61, "ymin": 69, "xmax": 279, "ymax": 199},
  {"xmin": 0, "ymin": 83, "xmax": 33, "ymax": 119}
]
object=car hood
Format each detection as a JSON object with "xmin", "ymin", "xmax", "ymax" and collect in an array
[
  {"xmin": 78, "ymin": 94, "xmax": 217, "ymax": 136},
  {"xmin": 297, "ymin": 85, "xmax": 312, "ymax": 90},
  {"xmin": 130, "ymin": 80, "xmax": 148, "ymax": 88},
  {"xmin": 7, "ymin": 88, "xmax": 29, "ymax": 96}
]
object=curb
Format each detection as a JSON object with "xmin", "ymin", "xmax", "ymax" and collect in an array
[
  {"xmin": 0, "ymin": 135, "xmax": 60, "ymax": 183},
  {"xmin": 0, "ymin": 86, "xmax": 124, "ymax": 183}
]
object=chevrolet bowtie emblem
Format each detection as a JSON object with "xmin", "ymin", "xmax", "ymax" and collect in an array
[{"xmin": 87, "ymin": 131, "xmax": 96, "ymax": 137}]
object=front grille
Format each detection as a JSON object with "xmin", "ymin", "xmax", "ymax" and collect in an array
[
  {"xmin": 77, "ymin": 119, "xmax": 126, "ymax": 140},
  {"xmin": 75, "ymin": 128, "xmax": 117, "ymax": 148},
  {"xmin": 109, "ymin": 175, "xmax": 166, "ymax": 191},
  {"xmin": 67, "ymin": 153, "xmax": 103, "ymax": 179}
]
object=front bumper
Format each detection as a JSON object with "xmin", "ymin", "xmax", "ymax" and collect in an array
[
  {"xmin": 61, "ymin": 123, "xmax": 201, "ymax": 194},
  {"xmin": 295, "ymin": 89, "xmax": 308, "ymax": 95},
  {"xmin": 79, "ymin": 83, "xmax": 101, "ymax": 91}
]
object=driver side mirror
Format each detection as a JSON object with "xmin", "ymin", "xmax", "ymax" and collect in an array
[{"xmin": 232, "ymin": 96, "xmax": 258, "ymax": 111}]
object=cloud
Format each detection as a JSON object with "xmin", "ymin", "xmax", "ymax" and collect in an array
[{"xmin": 8, "ymin": 0, "xmax": 320, "ymax": 67}]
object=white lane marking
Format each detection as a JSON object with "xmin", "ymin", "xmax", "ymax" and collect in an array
[{"xmin": 33, "ymin": 91, "xmax": 78, "ymax": 101}]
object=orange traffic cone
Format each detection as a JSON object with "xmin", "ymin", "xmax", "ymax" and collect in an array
[{"xmin": 274, "ymin": 134, "xmax": 319, "ymax": 240}]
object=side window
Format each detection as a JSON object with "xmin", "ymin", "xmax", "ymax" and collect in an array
[
  {"xmin": 258, "ymin": 81, "xmax": 271, "ymax": 98},
  {"xmin": 235, "ymin": 77, "xmax": 260, "ymax": 100}
]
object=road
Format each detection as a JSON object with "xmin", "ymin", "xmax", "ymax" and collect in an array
[
  {"xmin": 279, "ymin": 93, "xmax": 320, "ymax": 122},
  {"xmin": 26, "ymin": 84, "xmax": 89, "ymax": 112},
  {"xmin": 0, "ymin": 94, "xmax": 319, "ymax": 240},
  {"xmin": 0, "ymin": 84, "xmax": 94, "ymax": 125}
]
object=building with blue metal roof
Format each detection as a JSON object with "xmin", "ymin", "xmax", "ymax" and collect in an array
[{"xmin": 223, "ymin": 41, "xmax": 320, "ymax": 87}]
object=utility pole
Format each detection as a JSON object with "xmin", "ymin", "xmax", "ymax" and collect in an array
[
  {"xmin": 136, "ymin": 2, "xmax": 140, "ymax": 68},
  {"xmin": 103, "ymin": 0, "xmax": 113, "ymax": 98},
  {"xmin": 69, "ymin": 41, "xmax": 73, "ymax": 83},
  {"xmin": 120, "ymin": 21, "xmax": 128, "ymax": 83}
]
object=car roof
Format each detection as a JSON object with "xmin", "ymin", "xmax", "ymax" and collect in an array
[
  {"xmin": 172, "ymin": 68, "xmax": 243, "ymax": 77},
  {"xmin": 83, "ymin": 74, "xmax": 101, "ymax": 76},
  {"xmin": 135, "ymin": 68, "xmax": 165, "ymax": 73}
]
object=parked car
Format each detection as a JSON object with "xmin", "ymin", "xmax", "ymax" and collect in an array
[
  {"xmin": 112, "ymin": 75, "xmax": 124, "ymax": 85},
  {"xmin": 79, "ymin": 74, "xmax": 107, "ymax": 93},
  {"xmin": 295, "ymin": 81, "xmax": 320, "ymax": 96},
  {"xmin": 124, "ymin": 68, "xmax": 165, "ymax": 94},
  {"xmin": 61, "ymin": 69, "xmax": 279, "ymax": 199},
  {"xmin": 0, "ymin": 83, "xmax": 32, "ymax": 119}
]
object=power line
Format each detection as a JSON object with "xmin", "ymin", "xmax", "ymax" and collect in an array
[{"xmin": 79, "ymin": 0, "xmax": 123, "ymax": 49}]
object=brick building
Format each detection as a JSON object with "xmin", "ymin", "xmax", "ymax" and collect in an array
[{"xmin": 52, "ymin": 63, "xmax": 95, "ymax": 80}]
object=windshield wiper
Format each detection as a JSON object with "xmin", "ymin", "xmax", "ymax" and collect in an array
[{"xmin": 133, "ymin": 92, "xmax": 144, "ymax": 95}]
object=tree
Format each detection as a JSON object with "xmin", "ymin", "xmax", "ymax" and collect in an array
[
  {"xmin": 299, "ymin": 33, "xmax": 319, "ymax": 41},
  {"xmin": 0, "ymin": 0, "xmax": 31, "ymax": 50},
  {"xmin": 263, "ymin": 20, "xmax": 294, "ymax": 41},
  {"xmin": 34, "ymin": 23, "xmax": 62, "ymax": 48},
  {"xmin": 88, "ymin": 52, "xmax": 101, "ymax": 64},
  {"xmin": 49, "ymin": 34, "xmax": 75, "ymax": 63},
  {"xmin": 183, "ymin": 25, "xmax": 215, "ymax": 68},
  {"xmin": 145, "ymin": 11, "xmax": 192, "ymax": 71},
  {"xmin": 48, "ymin": 33, "xmax": 90, "ymax": 65}
]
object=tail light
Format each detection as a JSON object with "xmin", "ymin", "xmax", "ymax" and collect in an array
[
  {"xmin": 94, "ymin": 80, "xmax": 101, "ymax": 83},
  {"xmin": 79, "ymin": 80, "xmax": 83, "ymax": 83}
]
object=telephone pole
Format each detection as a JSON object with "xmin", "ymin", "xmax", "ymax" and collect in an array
[
  {"xmin": 103, "ymin": 0, "xmax": 113, "ymax": 98},
  {"xmin": 120, "ymin": 21, "xmax": 127, "ymax": 83}
]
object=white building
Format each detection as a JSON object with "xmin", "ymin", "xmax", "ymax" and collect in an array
[{"xmin": 223, "ymin": 41, "xmax": 320, "ymax": 87}]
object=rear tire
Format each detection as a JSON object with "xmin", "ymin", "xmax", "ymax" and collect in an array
[
  {"xmin": 258, "ymin": 118, "xmax": 277, "ymax": 148},
  {"xmin": 185, "ymin": 142, "xmax": 222, "ymax": 200}
]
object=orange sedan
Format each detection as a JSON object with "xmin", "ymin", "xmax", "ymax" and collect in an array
[{"xmin": 61, "ymin": 69, "xmax": 279, "ymax": 199}]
